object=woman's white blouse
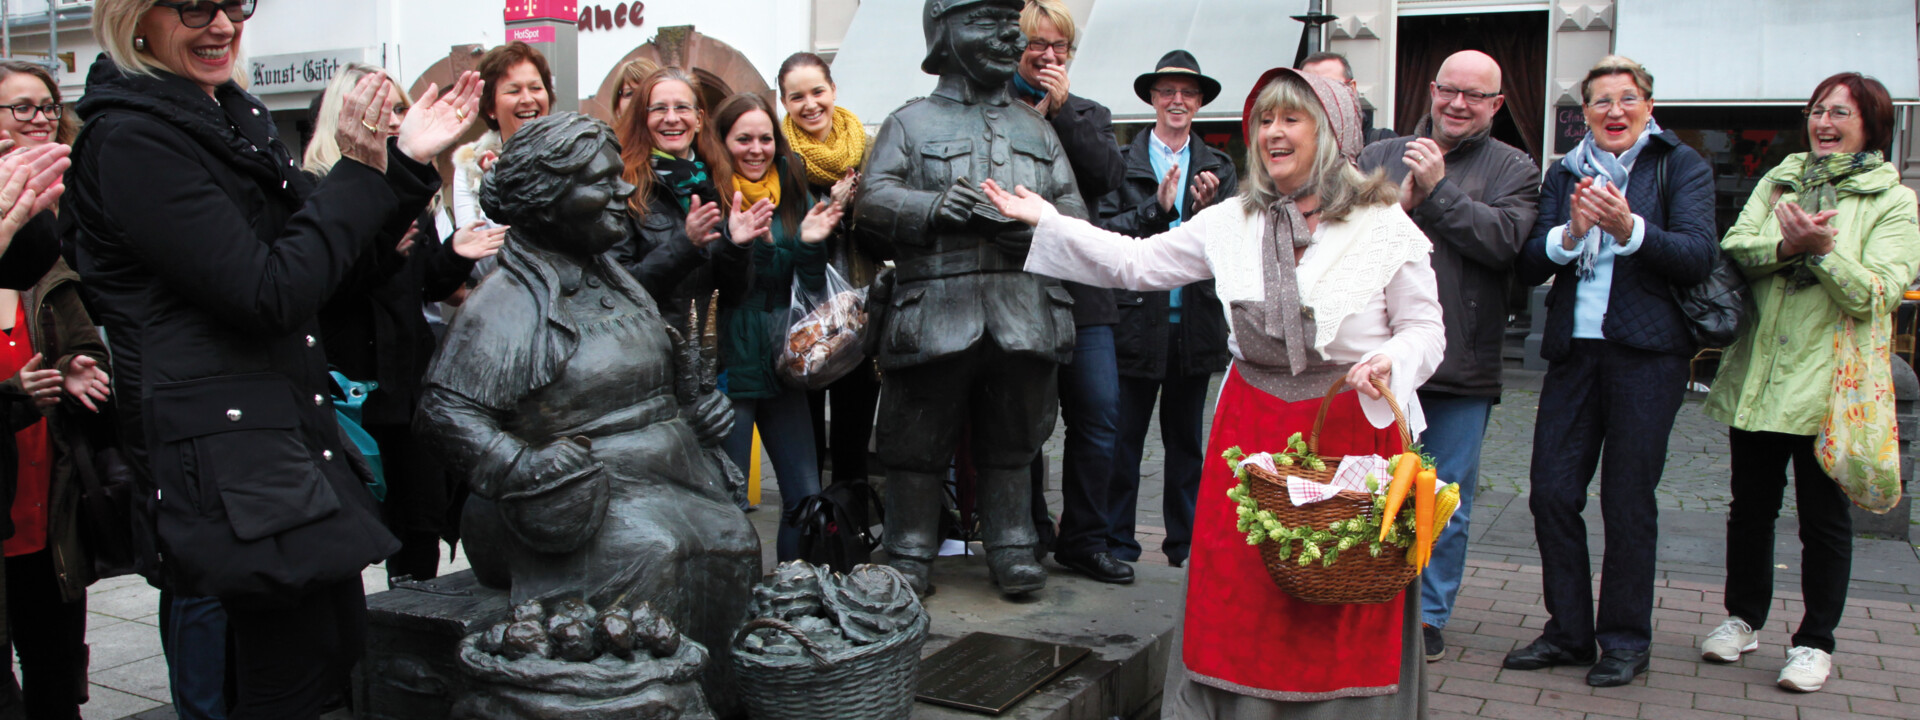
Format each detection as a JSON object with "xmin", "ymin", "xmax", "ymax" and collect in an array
[{"xmin": 1025, "ymin": 200, "xmax": 1446, "ymax": 438}]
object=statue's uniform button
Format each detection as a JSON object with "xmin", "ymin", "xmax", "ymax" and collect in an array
[
  {"xmin": 586, "ymin": 277, "xmax": 601, "ymax": 289},
  {"xmin": 600, "ymin": 297, "xmax": 616, "ymax": 309},
  {"xmin": 226, "ymin": 409, "xmax": 242, "ymax": 422}
]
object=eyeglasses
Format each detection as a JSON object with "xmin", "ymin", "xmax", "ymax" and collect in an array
[
  {"xmin": 647, "ymin": 103, "xmax": 697, "ymax": 118},
  {"xmin": 153, "ymin": 0, "xmax": 256, "ymax": 30},
  {"xmin": 2, "ymin": 103, "xmax": 61, "ymax": 122},
  {"xmin": 1586, "ymin": 95, "xmax": 1643, "ymax": 113},
  {"xmin": 1025, "ymin": 40, "xmax": 1073, "ymax": 57},
  {"xmin": 1151, "ymin": 87, "xmax": 1202, "ymax": 101},
  {"xmin": 1433, "ymin": 83, "xmax": 1500, "ymax": 106},
  {"xmin": 1804, "ymin": 106, "xmax": 1855, "ymax": 121}
]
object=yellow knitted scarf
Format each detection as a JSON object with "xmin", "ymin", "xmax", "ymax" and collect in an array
[
  {"xmin": 783, "ymin": 105, "xmax": 867, "ymax": 187},
  {"xmin": 731, "ymin": 167, "xmax": 782, "ymax": 210}
]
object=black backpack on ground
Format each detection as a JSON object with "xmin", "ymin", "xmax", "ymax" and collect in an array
[{"xmin": 795, "ymin": 480, "xmax": 884, "ymax": 573}]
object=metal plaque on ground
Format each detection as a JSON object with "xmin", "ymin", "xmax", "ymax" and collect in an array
[{"xmin": 915, "ymin": 632, "xmax": 1092, "ymax": 715}]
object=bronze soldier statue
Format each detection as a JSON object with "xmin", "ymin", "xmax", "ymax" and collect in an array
[{"xmin": 857, "ymin": 0, "xmax": 1088, "ymax": 596}]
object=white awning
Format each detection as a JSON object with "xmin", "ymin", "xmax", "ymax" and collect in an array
[
  {"xmin": 1615, "ymin": 0, "xmax": 1920, "ymax": 103},
  {"xmin": 1071, "ymin": 0, "xmax": 1306, "ymax": 123},
  {"xmin": 827, "ymin": 0, "xmax": 938, "ymax": 126}
]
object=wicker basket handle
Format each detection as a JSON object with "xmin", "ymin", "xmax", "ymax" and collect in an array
[
  {"xmin": 734, "ymin": 617, "xmax": 838, "ymax": 669},
  {"xmin": 1307, "ymin": 372, "xmax": 1413, "ymax": 455}
]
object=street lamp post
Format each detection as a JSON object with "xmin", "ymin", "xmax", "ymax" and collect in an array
[{"xmin": 1290, "ymin": 0, "xmax": 1336, "ymax": 66}]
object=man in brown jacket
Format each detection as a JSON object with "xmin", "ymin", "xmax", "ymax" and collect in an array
[{"xmin": 1357, "ymin": 49, "xmax": 1539, "ymax": 663}]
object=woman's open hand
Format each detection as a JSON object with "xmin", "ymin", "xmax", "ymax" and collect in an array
[
  {"xmin": 336, "ymin": 72, "xmax": 395, "ymax": 174},
  {"xmin": 799, "ymin": 198, "xmax": 845, "ymax": 244},
  {"xmin": 61, "ymin": 355, "xmax": 110, "ymax": 412},
  {"xmin": 1777, "ymin": 201, "xmax": 1838, "ymax": 257},
  {"xmin": 451, "ymin": 219, "xmax": 508, "ymax": 259},
  {"xmin": 1575, "ymin": 180, "xmax": 1636, "ymax": 242},
  {"xmin": 979, "ymin": 179, "xmax": 1051, "ymax": 227},
  {"xmin": 16, "ymin": 354, "xmax": 61, "ymax": 409},
  {"xmin": 0, "ymin": 143, "xmax": 67, "ymax": 250},
  {"xmin": 727, "ymin": 192, "xmax": 775, "ymax": 246},
  {"xmin": 830, "ymin": 170, "xmax": 860, "ymax": 210},
  {"xmin": 1344, "ymin": 354, "xmax": 1394, "ymax": 400},
  {"xmin": 398, "ymin": 71, "xmax": 484, "ymax": 165}
]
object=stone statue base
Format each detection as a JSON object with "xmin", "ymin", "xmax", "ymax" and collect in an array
[{"xmin": 354, "ymin": 572, "xmax": 509, "ymax": 720}]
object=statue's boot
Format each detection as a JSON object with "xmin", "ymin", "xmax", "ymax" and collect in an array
[
  {"xmin": 978, "ymin": 466, "xmax": 1046, "ymax": 595},
  {"xmin": 882, "ymin": 469, "xmax": 943, "ymax": 596}
]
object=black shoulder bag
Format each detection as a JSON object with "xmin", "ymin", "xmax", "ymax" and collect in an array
[{"xmin": 1660, "ymin": 151, "xmax": 1753, "ymax": 348}]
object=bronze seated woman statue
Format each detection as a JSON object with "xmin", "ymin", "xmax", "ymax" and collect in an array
[{"xmin": 415, "ymin": 112, "xmax": 760, "ymax": 715}]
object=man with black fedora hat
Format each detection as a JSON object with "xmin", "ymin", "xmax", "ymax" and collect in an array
[
  {"xmin": 1099, "ymin": 49, "xmax": 1237, "ymax": 569},
  {"xmin": 1009, "ymin": 0, "xmax": 1134, "ymax": 587},
  {"xmin": 856, "ymin": 0, "xmax": 1088, "ymax": 597}
]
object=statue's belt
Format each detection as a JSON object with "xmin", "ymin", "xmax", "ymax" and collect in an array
[{"xmin": 894, "ymin": 245, "xmax": 1021, "ymax": 282}]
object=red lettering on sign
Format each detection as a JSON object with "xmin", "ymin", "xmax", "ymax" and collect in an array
[{"xmin": 573, "ymin": 2, "xmax": 644, "ymax": 31}]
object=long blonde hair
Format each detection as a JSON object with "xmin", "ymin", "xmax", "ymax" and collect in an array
[
  {"xmin": 1238, "ymin": 73, "xmax": 1395, "ymax": 222},
  {"xmin": 304, "ymin": 64, "xmax": 412, "ymax": 177}
]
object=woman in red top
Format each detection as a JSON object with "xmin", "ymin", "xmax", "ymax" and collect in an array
[{"xmin": 0, "ymin": 58, "xmax": 111, "ymax": 720}]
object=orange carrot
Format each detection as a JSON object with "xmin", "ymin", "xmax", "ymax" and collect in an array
[
  {"xmin": 1379, "ymin": 451, "xmax": 1421, "ymax": 542},
  {"xmin": 1415, "ymin": 468, "xmax": 1438, "ymax": 570}
]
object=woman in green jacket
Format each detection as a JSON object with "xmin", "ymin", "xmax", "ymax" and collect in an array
[
  {"xmin": 712, "ymin": 92, "xmax": 845, "ymax": 562},
  {"xmin": 1702, "ymin": 72, "xmax": 1920, "ymax": 694}
]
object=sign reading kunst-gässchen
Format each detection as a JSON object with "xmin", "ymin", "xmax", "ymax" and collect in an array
[{"xmin": 250, "ymin": 48, "xmax": 375, "ymax": 94}]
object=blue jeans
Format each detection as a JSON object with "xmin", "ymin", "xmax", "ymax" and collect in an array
[
  {"xmin": 1050, "ymin": 325, "xmax": 1121, "ymax": 559},
  {"xmin": 160, "ymin": 593, "xmax": 227, "ymax": 720},
  {"xmin": 723, "ymin": 387, "xmax": 821, "ymax": 562},
  {"xmin": 1415, "ymin": 391, "xmax": 1494, "ymax": 629}
]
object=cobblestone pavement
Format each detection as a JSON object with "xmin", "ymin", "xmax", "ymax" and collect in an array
[{"xmin": 62, "ymin": 370, "xmax": 1920, "ymax": 719}]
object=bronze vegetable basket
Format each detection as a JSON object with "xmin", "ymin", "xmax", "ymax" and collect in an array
[
  {"xmin": 730, "ymin": 612, "xmax": 929, "ymax": 720},
  {"xmin": 1242, "ymin": 376, "xmax": 1419, "ymax": 605}
]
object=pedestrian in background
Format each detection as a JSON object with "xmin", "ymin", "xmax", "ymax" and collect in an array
[
  {"xmin": 1700, "ymin": 71, "xmax": 1920, "ymax": 693},
  {"xmin": 1506, "ymin": 54, "xmax": 1717, "ymax": 688},
  {"xmin": 775, "ymin": 51, "xmax": 879, "ymax": 488},
  {"xmin": 308, "ymin": 63, "xmax": 505, "ymax": 583},
  {"xmin": 68, "ymin": 0, "xmax": 480, "ymax": 715},
  {"xmin": 710, "ymin": 92, "xmax": 844, "ymax": 560},
  {"xmin": 1098, "ymin": 49, "xmax": 1235, "ymax": 569},
  {"xmin": 1011, "ymin": 0, "xmax": 1133, "ymax": 585},
  {"xmin": 1357, "ymin": 49, "xmax": 1539, "ymax": 662},
  {"xmin": 608, "ymin": 57, "xmax": 658, "ymax": 121},
  {"xmin": 0, "ymin": 58, "xmax": 102, "ymax": 720}
]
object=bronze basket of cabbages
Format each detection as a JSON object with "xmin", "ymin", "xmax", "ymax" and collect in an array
[{"xmin": 731, "ymin": 562, "xmax": 929, "ymax": 720}]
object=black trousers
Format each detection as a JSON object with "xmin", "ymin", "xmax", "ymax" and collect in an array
[
  {"xmin": 808, "ymin": 357, "xmax": 880, "ymax": 483},
  {"xmin": 1530, "ymin": 340, "xmax": 1688, "ymax": 653},
  {"xmin": 1725, "ymin": 429, "xmax": 1853, "ymax": 653},
  {"xmin": 224, "ymin": 578, "xmax": 366, "ymax": 720},
  {"xmin": 4, "ymin": 550, "xmax": 85, "ymax": 720},
  {"xmin": 373, "ymin": 424, "xmax": 458, "ymax": 581}
]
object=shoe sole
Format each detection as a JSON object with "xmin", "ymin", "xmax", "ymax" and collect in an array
[
  {"xmin": 1503, "ymin": 656, "xmax": 1596, "ymax": 671},
  {"xmin": 1701, "ymin": 640, "xmax": 1759, "ymax": 663},
  {"xmin": 1778, "ymin": 677, "xmax": 1824, "ymax": 693},
  {"xmin": 1424, "ymin": 651, "xmax": 1444, "ymax": 663}
]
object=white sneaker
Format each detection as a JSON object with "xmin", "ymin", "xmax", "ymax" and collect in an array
[
  {"xmin": 1701, "ymin": 617, "xmax": 1759, "ymax": 662},
  {"xmin": 1778, "ymin": 646, "xmax": 1832, "ymax": 692}
]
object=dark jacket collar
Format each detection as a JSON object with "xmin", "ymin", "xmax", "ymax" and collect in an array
[
  {"xmin": 1124, "ymin": 127, "xmax": 1228, "ymax": 180},
  {"xmin": 1413, "ymin": 115, "xmax": 1494, "ymax": 157},
  {"xmin": 75, "ymin": 54, "xmax": 302, "ymax": 196}
]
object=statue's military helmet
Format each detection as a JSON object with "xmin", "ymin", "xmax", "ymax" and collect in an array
[{"xmin": 921, "ymin": 0, "xmax": 1027, "ymax": 75}]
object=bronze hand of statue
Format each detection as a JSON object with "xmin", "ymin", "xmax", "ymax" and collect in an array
[
  {"xmin": 934, "ymin": 177, "xmax": 987, "ymax": 229},
  {"xmin": 512, "ymin": 437, "xmax": 597, "ymax": 494},
  {"xmin": 690, "ymin": 391, "xmax": 735, "ymax": 448}
]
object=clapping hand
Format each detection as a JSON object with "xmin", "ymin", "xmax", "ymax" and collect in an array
[
  {"xmin": 727, "ymin": 192, "xmax": 776, "ymax": 246},
  {"xmin": 1156, "ymin": 163, "xmax": 1182, "ymax": 212},
  {"xmin": 451, "ymin": 219, "xmax": 508, "ymax": 259},
  {"xmin": 15, "ymin": 354, "xmax": 60, "ymax": 409},
  {"xmin": 1398, "ymin": 138, "xmax": 1446, "ymax": 210},
  {"xmin": 978, "ymin": 179, "xmax": 1053, "ymax": 227},
  {"xmin": 829, "ymin": 171, "xmax": 860, "ymax": 210},
  {"xmin": 1191, "ymin": 170, "xmax": 1222, "ymax": 209},
  {"xmin": 1034, "ymin": 65, "xmax": 1072, "ymax": 118},
  {"xmin": 61, "ymin": 355, "xmax": 111, "ymax": 412},
  {"xmin": 336, "ymin": 72, "xmax": 397, "ymax": 174},
  {"xmin": 1574, "ymin": 180, "xmax": 1635, "ymax": 243},
  {"xmin": 0, "ymin": 143, "xmax": 68, "ymax": 251},
  {"xmin": 1776, "ymin": 202, "xmax": 1838, "ymax": 258},
  {"xmin": 397, "ymin": 71, "xmax": 484, "ymax": 165},
  {"xmin": 685, "ymin": 195, "xmax": 724, "ymax": 248},
  {"xmin": 799, "ymin": 198, "xmax": 846, "ymax": 245}
]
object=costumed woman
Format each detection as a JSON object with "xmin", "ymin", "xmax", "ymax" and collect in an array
[{"xmin": 981, "ymin": 67, "xmax": 1442, "ymax": 718}]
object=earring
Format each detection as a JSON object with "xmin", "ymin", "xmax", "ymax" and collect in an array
[{"xmin": 133, "ymin": 37, "xmax": 147, "ymax": 52}]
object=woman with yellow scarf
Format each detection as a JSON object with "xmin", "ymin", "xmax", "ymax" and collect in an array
[
  {"xmin": 777, "ymin": 51, "xmax": 882, "ymax": 487},
  {"xmin": 713, "ymin": 92, "xmax": 847, "ymax": 562}
]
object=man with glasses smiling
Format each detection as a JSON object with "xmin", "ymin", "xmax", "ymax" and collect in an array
[
  {"xmin": 1007, "ymin": 0, "xmax": 1130, "ymax": 584},
  {"xmin": 1359, "ymin": 49, "xmax": 1539, "ymax": 664}
]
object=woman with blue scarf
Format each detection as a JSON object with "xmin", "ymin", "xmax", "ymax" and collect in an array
[{"xmin": 1505, "ymin": 55, "xmax": 1718, "ymax": 688}]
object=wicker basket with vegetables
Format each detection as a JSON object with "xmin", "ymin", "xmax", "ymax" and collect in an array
[{"xmin": 1223, "ymin": 377, "xmax": 1461, "ymax": 605}]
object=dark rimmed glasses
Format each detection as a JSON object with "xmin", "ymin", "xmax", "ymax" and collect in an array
[
  {"xmin": 1433, "ymin": 83, "xmax": 1501, "ymax": 106},
  {"xmin": 3, "ymin": 103, "xmax": 61, "ymax": 122},
  {"xmin": 154, "ymin": 0, "xmax": 257, "ymax": 29}
]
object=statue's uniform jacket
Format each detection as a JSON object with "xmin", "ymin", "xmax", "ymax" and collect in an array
[{"xmin": 856, "ymin": 77, "xmax": 1090, "ymax": 371}]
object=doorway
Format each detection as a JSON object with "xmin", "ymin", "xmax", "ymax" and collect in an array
[{"xmin": 1393, "ymin": 11, "xmax": 1549, "ymax": 160}]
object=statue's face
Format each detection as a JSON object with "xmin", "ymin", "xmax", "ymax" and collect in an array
[
  {"xmin": 543, "ymin": 143, "xmax": 635, "ymax": 256},
  {"xmin": 944, "ymin": 6, "xmax": 1024, "ymax": 87}
]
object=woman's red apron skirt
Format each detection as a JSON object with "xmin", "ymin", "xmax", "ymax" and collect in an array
[{"xmin": 1180, "ymin": 366, "xmax": 1409, "ymax": 700}]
